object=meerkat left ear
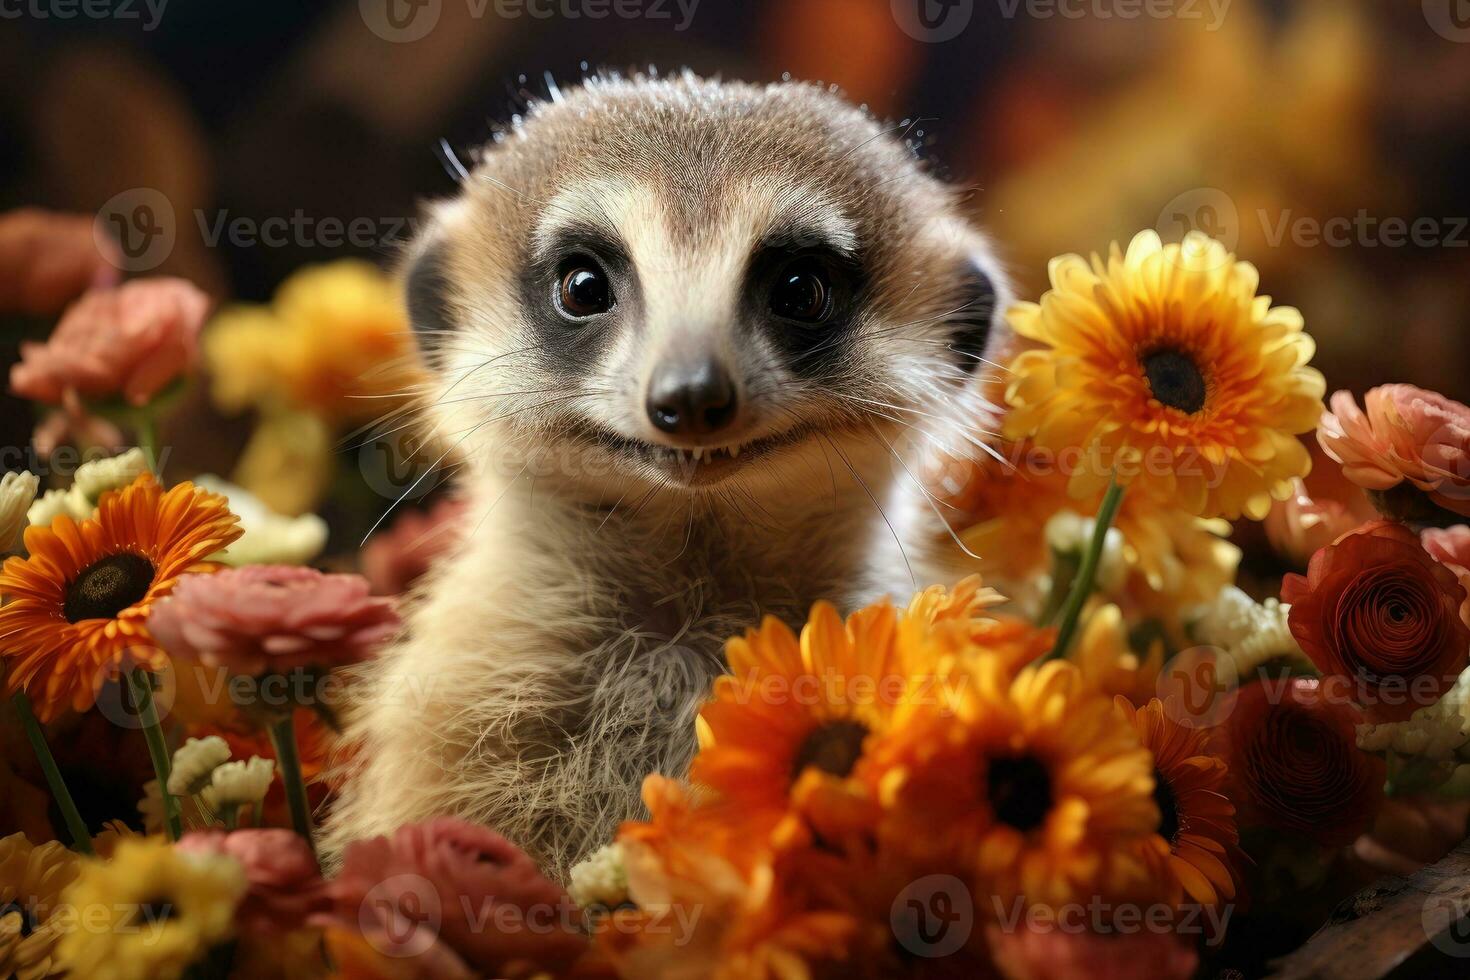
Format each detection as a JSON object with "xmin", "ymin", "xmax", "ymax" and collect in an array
[{"xmin": 935, "ymin": 221, "xmax": 1012, "ymax": 376}]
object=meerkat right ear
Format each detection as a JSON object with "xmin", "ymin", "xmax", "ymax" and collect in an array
[{"xmin": 404, "ymin": 236, "xmax": 455, "ymax": 350}]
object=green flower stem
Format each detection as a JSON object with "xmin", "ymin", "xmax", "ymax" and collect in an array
[
  {"xmin": 1045, "ymin": 478, "xmax": 1126, "ymax": 662},
  {"xmin": 268, "ymin": 713, "xmax": 314, "ymax": 847},
  {"xmin": 13, "ymin": 692, "xmax": 94, "ymax": 855},
  {"xmin": 135, "ymin": 414, "xmax": 160, "ymax": 471},
  {"xmin": 129, "ymin": 668, "xmax": 182, "ymax": 841},
  {"xmin": 1038, "ymin": 550, "xmax": 1082, "ymax": 627}
]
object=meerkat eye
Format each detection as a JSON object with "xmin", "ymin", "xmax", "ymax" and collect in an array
[
  {"xmin": 769, "ymin": 258, "xmax": 833, "ymax": 324},
  {"xmin": 555, "ymin": 256, "xmax": 613, "ymax": 319}
]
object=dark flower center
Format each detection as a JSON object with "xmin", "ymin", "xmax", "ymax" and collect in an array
[
  {"xmin": 1153, "ymin": 768, "xmax": 1181, "ymax": 845},
  {"xmin": 792, "ymin": 720, "xmax": 869, "ymax": 780},
  {"xmin": 0, "ymin": 900, "xmax": 38, "ymax": 938},
  {"xmin": 127, "ymin": 899, "xmax": 175, "ymax": 929},
  {"xmin": 1142, "ymin": 348, "xmax": 1207, "ymax": 414},
  {"xmin": 63, "ymin": 553, "xmax": 156, "ymax": 623},
  {"xmin": 987, "ymin": 754, "xmax": 1053, "ymax": 832}
]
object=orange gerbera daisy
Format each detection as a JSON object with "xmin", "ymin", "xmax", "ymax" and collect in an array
[
  {"xmin": 871, "ymin": 656, "xmax": 1159, "ymax": 908},
  {"xmin": 1117, "ymin": 697, "xmax": 1243, "ymax": 909},
  {"xmin": 691, "ymin": 600, "xmax": 905, "ymax": 842},
  {"xmin": 0, "ymin": 475, "xmax": 240, "ymax": 721},
  {"xmin": 1004, "ymin": 230, "xmax": 1325, "ymax": 520},
  {"xmin": 692, "ymin": 580, "xmax": 1002, "ymax": 844}
]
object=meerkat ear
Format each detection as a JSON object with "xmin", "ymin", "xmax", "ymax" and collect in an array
[
  {"xmin": 404, "ymin": 237, "xmax": 455, "ymax": 350},
  {"xmin": 943, "ymin": 227, "xmax": 1012, "ymax": 376}
]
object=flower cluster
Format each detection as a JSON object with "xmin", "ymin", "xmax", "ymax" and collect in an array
[
  {"xmin": 4, "ymin": 224, "xmax": 1469, "ymax": 979},
  {"xmin": 586, "ymin": 585, "xmax": 1239, "ymax": 977}
]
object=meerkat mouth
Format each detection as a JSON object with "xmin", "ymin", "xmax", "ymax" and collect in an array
[{"xmin": 566, "ymin": 422, "xmax": 817, "ymax": 485}]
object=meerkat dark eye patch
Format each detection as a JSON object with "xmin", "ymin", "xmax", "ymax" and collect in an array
[
  {"xmin": 747, "ymin": 243, "xmax": 865, "ymax": 377},
  {"xmin": 405, "ymin": 241, "xmax": 456, "ymax": 350},
  {"xmin": 948, "ymin": 256, "xmax": 998, "ymax": 375}
]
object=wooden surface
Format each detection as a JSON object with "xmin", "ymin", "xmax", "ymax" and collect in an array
[{"xmin": 1268, "ymin": 839, "xmax": 1470, "ymax": 979}]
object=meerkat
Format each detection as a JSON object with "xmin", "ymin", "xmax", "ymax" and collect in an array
[{"xmin": 320, "ymin": 72, "xmax": 1012, "ymax": 879}]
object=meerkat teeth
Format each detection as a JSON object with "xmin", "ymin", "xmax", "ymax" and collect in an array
[
  {"xmin": 730, "ymin": 443, "xmax": 742, "ymax": 458},
  {"xmin": 693, "ymin": 448, "xmax": 704, "ymax": 461}
]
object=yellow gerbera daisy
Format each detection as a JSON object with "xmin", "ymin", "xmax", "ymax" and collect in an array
[
  {"xmin": 1003, "ymin": 230, "xmax": 1325, "ymax": 520},
  {"xmin": 1116, "ymin": 698, "xmax": 1243, "ymax": 910},
  {"xmin": 934, "ymin": 442, "xmax": 1241, "ymax": 629},
  {"xmin": 0, "ymin": 475, "xmax": 241, "ymax": 721},
  {"xmin": 0, "ymin": 833, "xmax": 80, "ymax": 980},
  {"xmin": 871, "ymin": 656, "xmax": 1159, "ymax": 908},
  {"xmin": 57, "ymin": 836, "xmax": 245, "ymax": 980}
]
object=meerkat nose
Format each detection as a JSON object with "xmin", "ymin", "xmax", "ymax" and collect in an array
[{"xmin": 646, "ymin": 355, "xmax": 738, "ymax": 437}]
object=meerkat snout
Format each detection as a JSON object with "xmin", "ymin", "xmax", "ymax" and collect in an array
[{"xmin": 645, "ymin": 350, "xmax": 740, "ymax": 439}]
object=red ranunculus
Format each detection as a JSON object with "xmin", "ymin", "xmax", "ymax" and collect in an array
[
  {"xmin": 1222, "ymin": 678, "xmax": 1384, "ymax": 847},
  {"xmin": 326, "ymin": 818, "xmax": 587, "ymax": 978},
  {"xmin": 1283, "ymin": 520, "xmax": 1470, "ymax": 722},
  {"xmin": 178, "ymin": 829, "xmax": 330, "ymax": 935}
]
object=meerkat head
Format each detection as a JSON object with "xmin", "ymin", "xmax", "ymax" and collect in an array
[{"xmin": 404, "ymin": 72, "xmax": 1010, "ymax": 506}]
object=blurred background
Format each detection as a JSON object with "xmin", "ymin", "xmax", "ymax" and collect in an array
[{"xmin": 1, "ymin": 0, "xmax": 1467, "ymax": 550}]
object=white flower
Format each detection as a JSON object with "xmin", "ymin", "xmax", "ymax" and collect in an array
[
  {"xmin": 202, "ymin": 757, "xmax": 275, "ymax": 810},
  {"xmin": 1358, "ymin": 666, "xmax": 1470, "ymax": 761},
  {"xmin": 568, "ymin": 843, "xmax": 629, "ymax": 910},
  {"xmin": 167, "ymin": 735, "xmax": 232, "ymax": 797},
  {"xmin": 193, "ymin": 475, "xmax": 328, "ymax": 566},
  {"xmin": 1044, "ymin": 510, "xmax": 1127, "ymax": 593},
  {"xmin": 73, "ymin": 447, "xmax": 150, "ymax": 501},
  {"xmin": 1189, "ymin": 586, "xmax": 1311, "ymax": 686},
  {"xmin": 0, "ymin": 470, "xmax": 39, "ymax": 551},
  {"xmin": 25, "ymin": 486, "xmax": 90, "ymax": 528}
]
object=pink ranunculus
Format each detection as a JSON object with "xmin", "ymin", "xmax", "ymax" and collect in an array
[
  {"xmin": 1424, "ymin": 524, "xmax": 1470, "ymax": 627},
  {"xmin": 327, "ymin": 818, "xmax": 588, "ymax": 978},
  {"xmin": 178, "ymin": 829, "xmax": 329, "ymax": 935},
  {"xmin": 1318, "ymin": 385, "xmax": 1470, "ymax": 520},
  {"xmin": 9, "ymin": 277, "xmax": 210, "ymax": 407},
  {"xmin": 147, "ymin": 565, "xmax": 400, "ymax": 677},
  {"xmin": 360, "ymin": 496, "xmax": 469, "ymax": 595}
]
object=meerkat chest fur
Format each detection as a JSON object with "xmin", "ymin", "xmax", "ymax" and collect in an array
[{"xmin": 322, "ymin": 72, "xmax": 1010, "ymax": 879}]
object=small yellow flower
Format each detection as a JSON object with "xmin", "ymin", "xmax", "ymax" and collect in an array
[
  {"xmin": 72, "ymin": 449, "xmax": 151, "ymax": 504},
  {"xmin": 1074, "ymin": 603, "xmax": 1164, "ymax": 708},
  {"xmin": 167, "ymin": 736, "xmax": 232, "ymax": 797},
  {"xmin": 202, "ymin": 757, "xmax": 275, "ymax": 811},
  {"xmin": 204, "ymin": 260, "xmax": 427, "ymax": 423},
  {"xmin": 0, "ymin": 471, "xmax": 39, "ymax": 553},
  {"xmin": 0, "ymin": 833, "xmax": 81, "ymax": 980},
  {"xmin": 1004, "ymin": 230, "xmax": 1325, "ymax": 520},
  {"xmin": 57, "ymin": 836, "xmax": 245, "ymax": 980}
]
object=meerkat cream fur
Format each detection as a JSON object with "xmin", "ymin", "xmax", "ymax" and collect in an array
[{"xmin": 320, "ymin": 72, "xmax": 1011, "ymax": 879}]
